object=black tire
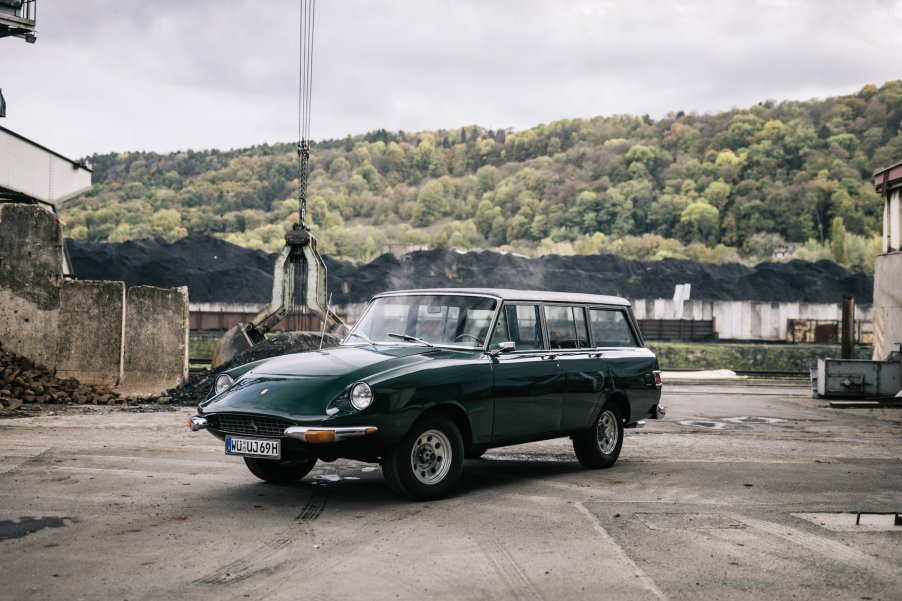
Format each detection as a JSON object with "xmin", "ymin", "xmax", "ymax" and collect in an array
[
  {"xmin": 573, "ymin": 402, "xmax": 624, "ymax": 469},
  {"xmin": 244, "ymin": 455, "xmax": 317, "ymax": 483},
  {"xmin": 381, "ymin": 414, "xmax": 464, "ymax": 501}
]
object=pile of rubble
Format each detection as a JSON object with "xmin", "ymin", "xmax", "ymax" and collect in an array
[
  {"xmin": 0, "ymin": 343, "xmax": 124, "ymax": 411},
  {"xmin": 0, "ymin": 331, "xmax": 340, "ymax": 414},
  {"xmin": 147, "ymin": 331, "xmax": 341, "ymax": 406}
]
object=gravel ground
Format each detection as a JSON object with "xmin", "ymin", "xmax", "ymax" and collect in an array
[{"xmin": 1, "ymin": 380, "xmax": 900, "ymax": 600}]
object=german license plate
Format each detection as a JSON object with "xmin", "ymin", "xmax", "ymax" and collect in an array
[{"xmin": 225, "ymin": 436, "xmax": 281, "ymax": 459}]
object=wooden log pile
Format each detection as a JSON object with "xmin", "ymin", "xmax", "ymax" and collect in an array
[{"xmin": 0, "ymin": 343, "xmax": 123, "ymax": 410}]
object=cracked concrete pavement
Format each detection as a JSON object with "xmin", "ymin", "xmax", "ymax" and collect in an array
[{"xmin": 1, "ymin": 380, "xmax": 900, "ymax": 600}]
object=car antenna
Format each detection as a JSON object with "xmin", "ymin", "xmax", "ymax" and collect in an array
[{"xmin": 319, "ymin": 292, "xmax": 333, "ymax": 350}]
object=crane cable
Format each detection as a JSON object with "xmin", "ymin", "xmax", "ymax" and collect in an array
[
  {"xmin": 292, "ymin": 0, "xmax": 316, "ymax": 330},
  {"xmin": 298, "ymin": 0, "xmax": 315, "ymax": 228}
]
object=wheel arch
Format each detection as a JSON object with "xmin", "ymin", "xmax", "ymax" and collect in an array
[
  {"xmin": 414, "ymin": 402, "xmax": 473, "ymax": 450},
  {"xmin": 602, "ymin": 391, "xmax": 631, "ymax": 424}
]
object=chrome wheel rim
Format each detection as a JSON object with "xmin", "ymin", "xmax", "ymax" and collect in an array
[
  {"xmin": 411, "ymin": 429, "xmax": 452, "ymax": 485},
  {"xmin": 597, "ymin": 410, "xmax": 618, "ymax": 454}
]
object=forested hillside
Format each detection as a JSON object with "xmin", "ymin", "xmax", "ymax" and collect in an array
[{"xmin": 61, "ymin": 81, "xmax": 902, "ymax": 272}]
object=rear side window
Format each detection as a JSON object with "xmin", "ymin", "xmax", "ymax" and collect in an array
[
  {"xmin": 589, "ymin": 308, "xmax": 637, "ymax": 347},
  {"xmin": 544, "ymin": 306, "xmax": 591, "ymax": 349},
  {"xmin": 490, "ymin": 304, "xmax": 543, "ymax": 350}
]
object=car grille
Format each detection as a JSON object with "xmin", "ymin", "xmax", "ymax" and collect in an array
[{"xmin": 206, "ymin": 413, "xmax": 294, "ymax": 437}]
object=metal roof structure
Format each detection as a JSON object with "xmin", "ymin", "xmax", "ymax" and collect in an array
[
  {"xmin": 0, "ymin": 0, "xmax": 36, "ymax": 42},
  {"xmin": 0, "ymin": 124, "xmax": 92, "ymax": 206},
  {"xmin": 874, "ymin": 160, "xmax": 902, "ymax": 196}
]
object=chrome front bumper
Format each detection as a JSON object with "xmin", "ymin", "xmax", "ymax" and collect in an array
[
  {"xmin": 188, "ymin": 416, "xmax": 378, "ymax": 443},
  {"xmin": 284, "ymin": 425, "xmax": 378, "ymax": 443}
]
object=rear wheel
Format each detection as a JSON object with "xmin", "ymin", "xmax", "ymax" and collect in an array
[
  {"xmin": 244, "ymin": 455, "xmax": 317, "ymax": 483},
  {"xmin": 573, "ymin": 402, "xmax": 624, "ymax": 469},
  {"xmin": 381, "ymin": 414, "xmax": 464, "ymax": 501}
]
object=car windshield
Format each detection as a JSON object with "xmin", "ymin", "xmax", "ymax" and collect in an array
[{"xmin": 345, "ymin": 294, "xmax": 498, "ymax": 349}]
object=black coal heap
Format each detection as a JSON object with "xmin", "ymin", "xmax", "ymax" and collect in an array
[{"xmin": 66, "ymin": 235, "xmax": 874, "ymax": 305}]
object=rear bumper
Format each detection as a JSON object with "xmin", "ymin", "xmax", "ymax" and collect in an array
[{"xmin": 652, "ymin": 404, "xmax": 666, "ymax": 419}]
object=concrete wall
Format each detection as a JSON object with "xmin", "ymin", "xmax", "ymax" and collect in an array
[
  {"xmin": 1, "ymin": 205, "xmax": 189, "ymax": 394},
  {"xmin": 631, "ymin": 298, "xmax": 873, "ymax": 341},
  {"xmin": 121, "ymin": 286, "xmax": 189, "ymax": 394},
  {"xmin": 0, "ymin": 204, "xmax": 62, "ymax": 367},
  {"xmin": 56, "ymin": 280, "xmax": 125, "ymax": 386},
  {"xmin": 872, "ymin": 252, "xmax": 902, "ymax": 359}
]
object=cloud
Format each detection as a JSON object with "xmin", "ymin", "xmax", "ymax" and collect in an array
[{"xmin": 2, "ymin": 0, "xmax": 900, "ymax": 158}]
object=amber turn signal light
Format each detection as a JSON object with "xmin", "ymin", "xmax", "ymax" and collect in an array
[{"xmin": 304, "ymin": 429, "xmax": 337, "ymax": 443}]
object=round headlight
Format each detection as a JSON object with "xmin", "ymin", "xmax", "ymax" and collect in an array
[
  {"xmin": 349, "ymin": 382, "xmax": 373, "ymax": 410},
  {"xmin": 214, "ymin": 373, "xmax": 234, "ymax": 395}
]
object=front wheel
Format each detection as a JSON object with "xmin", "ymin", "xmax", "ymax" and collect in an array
[
  {"xmin": 381, "ymin": 414, "xmax": 464, "ymax": 501},
  {"xmin": 573, "ymin": 402, "xmax": 624, "ymax": 469},
  {"xmin": 244, "ymin": 455, "xmax": 317, "ymax": 483}
]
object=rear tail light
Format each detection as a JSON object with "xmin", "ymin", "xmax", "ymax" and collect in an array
[{"xmin": 653, "ymin": 370, "xmax": 662, "ymax": 387}]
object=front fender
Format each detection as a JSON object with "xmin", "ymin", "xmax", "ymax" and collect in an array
[{"xmin": 370, "ymin": 358, "xmax": 494, "ymax": 445}]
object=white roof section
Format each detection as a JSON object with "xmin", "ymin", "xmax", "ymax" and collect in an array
[
  {"xmin": 378, "ymin": 288, "xmax": 631, "ymax": 306},
  {"xmin": 0, "ymin": 124, "xmax": 92, "ymax": 205}
]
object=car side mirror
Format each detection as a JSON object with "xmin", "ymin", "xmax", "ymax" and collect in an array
[{"xmin": 490, "ymin": 341, "xmax": 516, "ymax": 356}]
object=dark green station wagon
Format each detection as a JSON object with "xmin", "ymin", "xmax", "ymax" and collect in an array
[{"xmin": 190, "ymin": 289, "xmax": 664, "ymax": 500}]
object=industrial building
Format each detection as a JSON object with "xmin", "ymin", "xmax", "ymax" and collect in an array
[{"xmin": 872, "ymin": 160, "xmax": 902, "ymax": 359}]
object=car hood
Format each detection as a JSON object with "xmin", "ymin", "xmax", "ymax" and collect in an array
[
  {"xmin": 248, "ymin": 345, "xmax": 432, "ymax": 377},
  {"xmin": 198, "ymin": 345, "xmax": 441, "ymax": 421}
]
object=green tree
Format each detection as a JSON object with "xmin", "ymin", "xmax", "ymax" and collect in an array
[
  {"xmin": 677, "ymin": 201, "xmax": 720, "ymax": 245},
  {"xmin": 830, "ymin": 217, "xmax": 848, "ymax": 264},
  {"xmin": 411, "ymin": 180, "xmax": 447, "ymax": 227}
]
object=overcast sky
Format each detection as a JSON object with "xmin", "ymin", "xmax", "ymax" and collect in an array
[{"xmin": 2, "ymin": 0, "xmax": 901, "ymax": 159}]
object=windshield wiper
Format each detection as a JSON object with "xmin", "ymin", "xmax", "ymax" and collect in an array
[
  {"xmin": 345, "ymin": 331, "xmax": 376, "ymax": 345},
  {"xmin": 387, "ymin": 333, "xmax": 434, "ymax": 347}
]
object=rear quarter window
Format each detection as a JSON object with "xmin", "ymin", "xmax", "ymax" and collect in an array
[
  {"xmin": 590, "ymin": 308, "xmax": 637, "ymax": 347},
  {"xmin": 544, "ymin": 305, "xmax": 591, "ymax": 349}
]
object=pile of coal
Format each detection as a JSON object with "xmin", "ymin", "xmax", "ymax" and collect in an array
[
  {"xmin": 67, "ymin": 235, "xmax": 278, "ymax": 304},
  {"xmin": 67, "ymin": 236, "xmax": 875, "ymax": 305},
  {"xmin": 0, "ymin": 343, "xmax": 123, "ymax": 411},
  {"xmin": 148, "ymin": 331, "xmax": 341, "ymax": 406}
]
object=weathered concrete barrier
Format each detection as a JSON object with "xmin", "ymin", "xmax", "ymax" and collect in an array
[
  {"xmin": 56, "ymin": 280, "xmax": 125, "ymax": 386},
  {"xmin": 120, "ymin": 286, "xmax": 189, "ymax": 394},
  {"xmin": 1, "ymin": 205, "xmax": 189, "ymax": 394},
  {"xmin": 631, "ymin": 297, "xmax": 873, "ymax": 342},
  {"xmin": 0, "ymin": 204, "xmax": 63, "ymax": 368}
]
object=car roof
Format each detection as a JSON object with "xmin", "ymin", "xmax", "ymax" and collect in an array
[{"xmin": 374, "ymin": 288, "xmax": 631, "ymax": 307}]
